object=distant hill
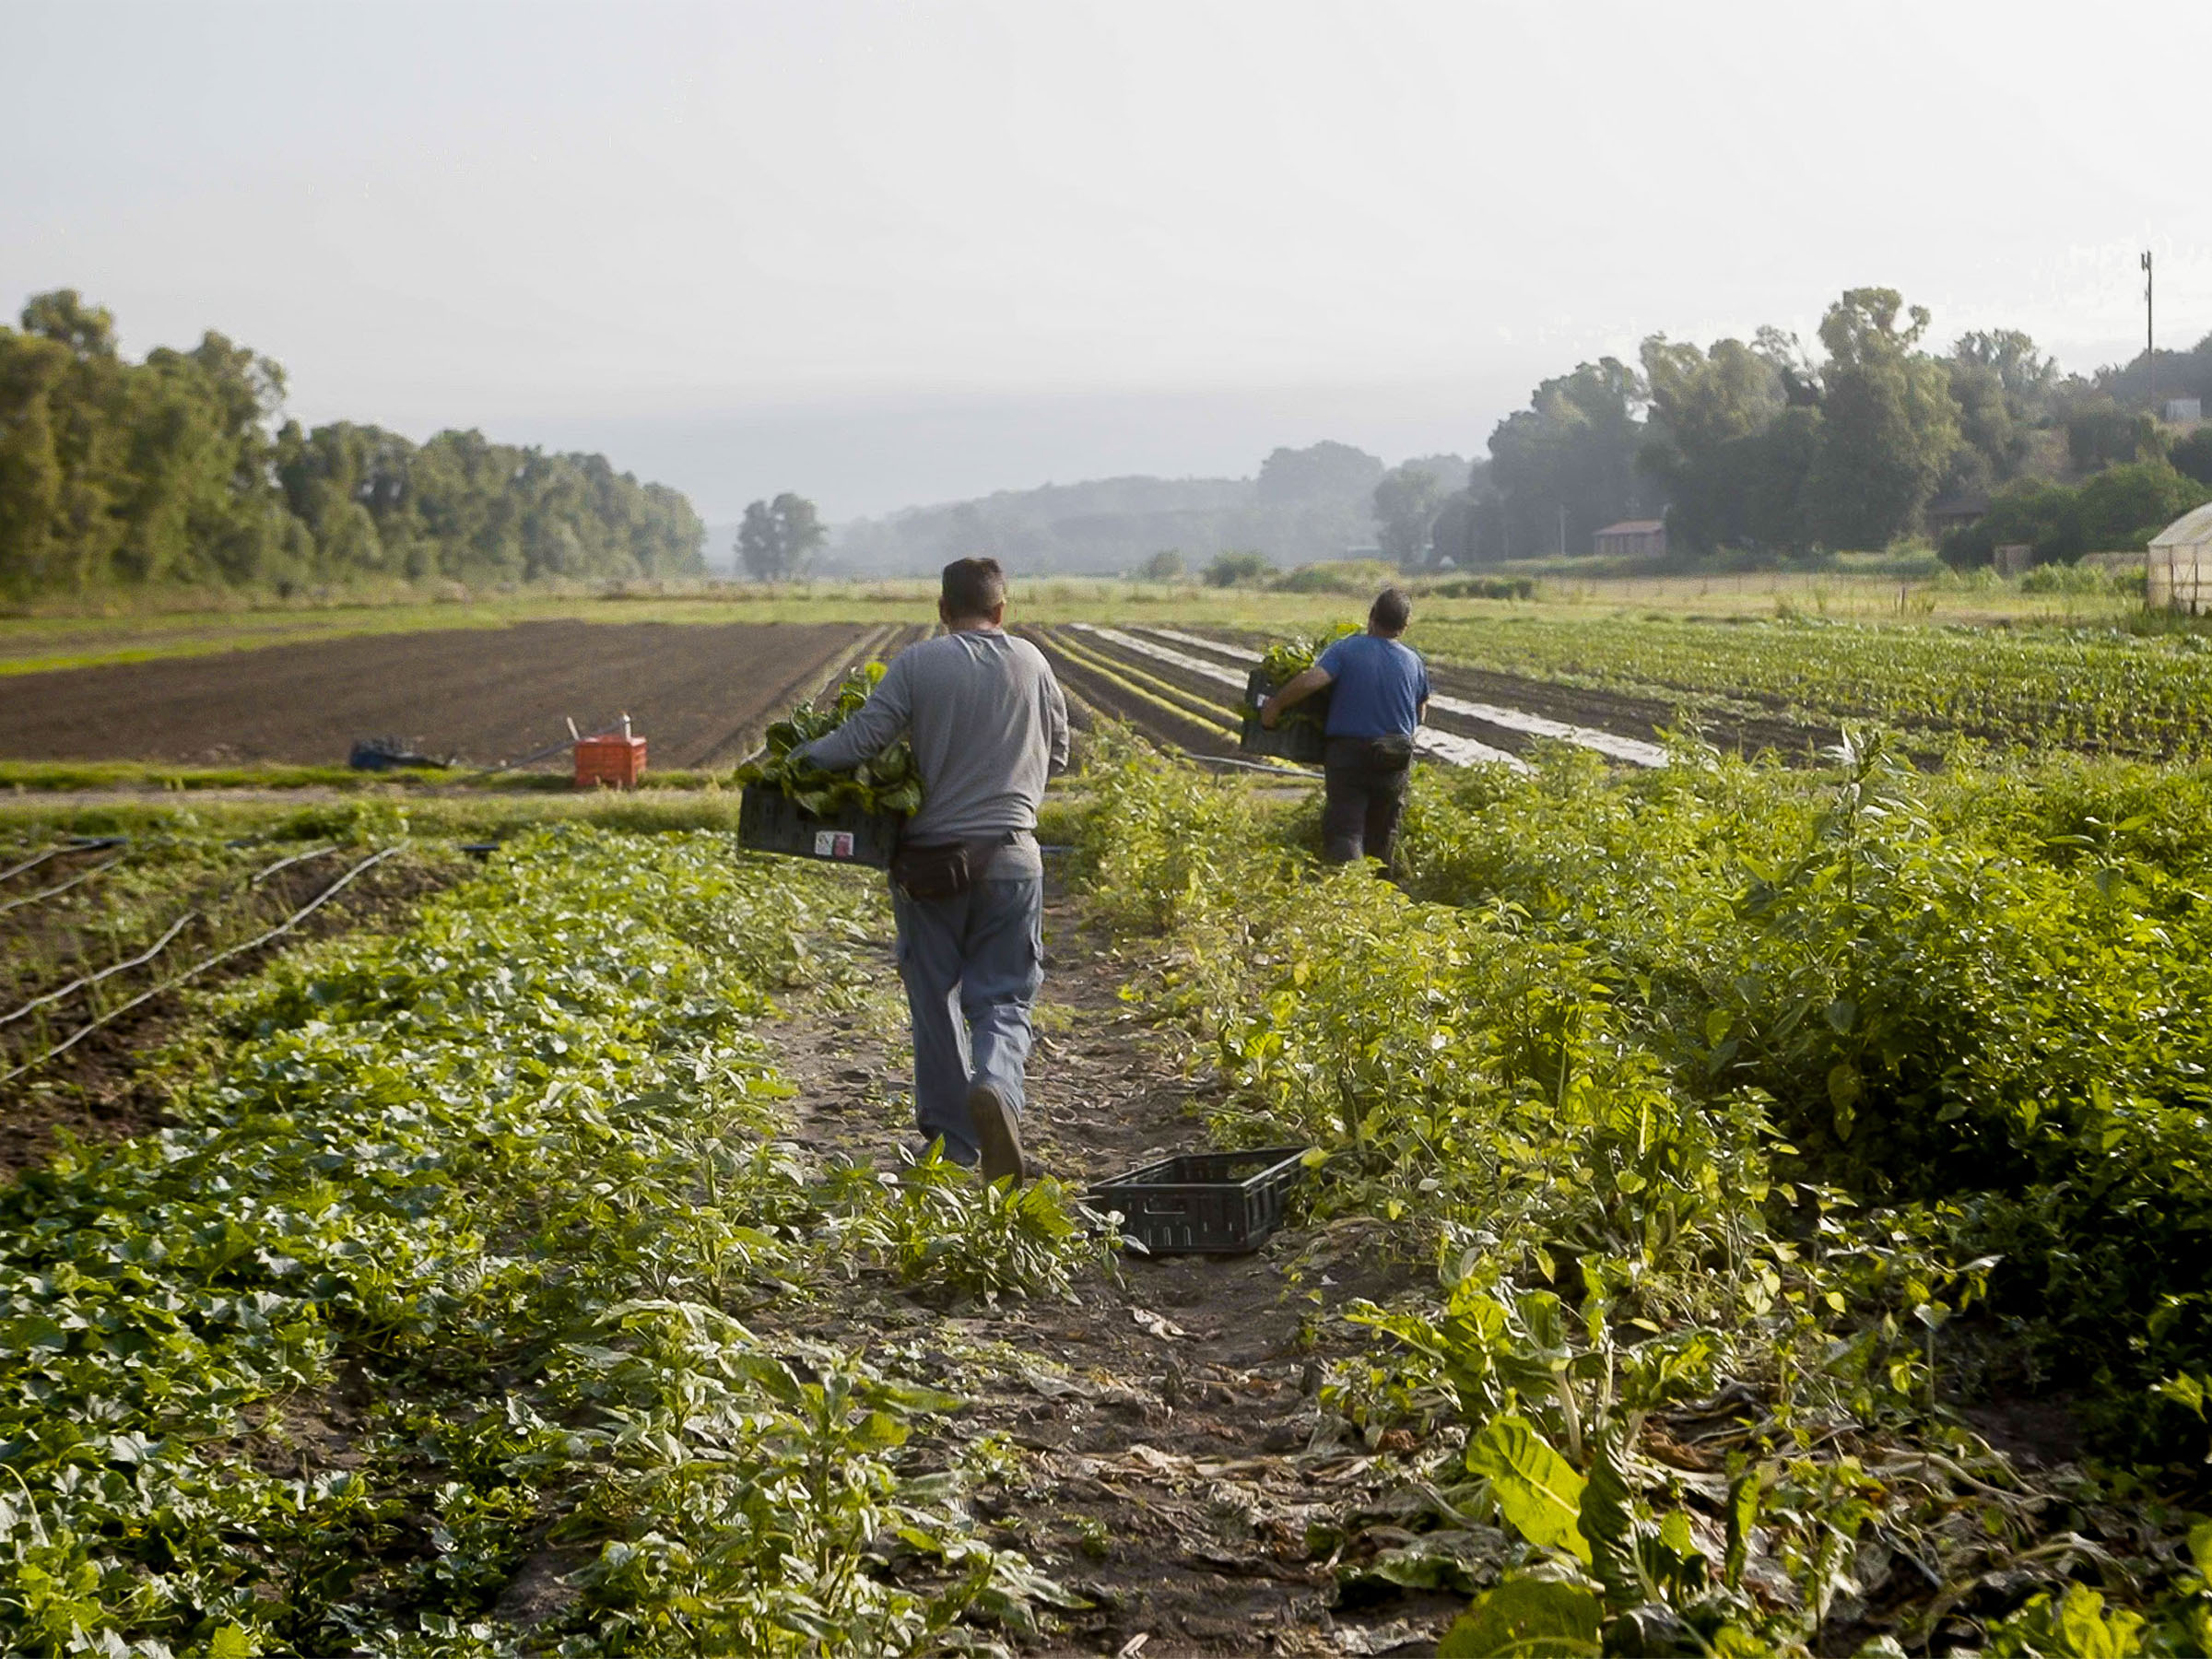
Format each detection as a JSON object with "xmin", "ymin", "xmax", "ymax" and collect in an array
[{"xmin": 822, "ymin": 443, "xmax": 1469, "ymax": 576}]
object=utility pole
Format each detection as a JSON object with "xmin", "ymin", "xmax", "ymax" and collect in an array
[
  {"xmin": 2143, "ymin": 250, "xmax": 2156, "ymax": 418},
  {"xmin": 1558, "ymin": 503, "xmax": 1567, "ymax": 557}
]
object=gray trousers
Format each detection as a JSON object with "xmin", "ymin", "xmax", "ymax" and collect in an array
[{"xmin": 890, "ymin": 876, "xmax": 1044, "ymax": 1163}]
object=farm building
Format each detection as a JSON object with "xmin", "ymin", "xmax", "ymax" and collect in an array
[
  {"xmin": 2147, "ymin": 503, "xmax": 2212, "ymax": 613},
  {"xmin": 1594, "ymin": 519, "xmax": 1666, "ymax": 558}
]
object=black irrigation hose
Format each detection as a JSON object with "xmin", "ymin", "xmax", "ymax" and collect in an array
[
  {"xmin": 0, "ymin": 852, "xmax": 131, "ymax": 917},
  {"xmin": 0, "ymin": 912, "xmax": 198, "ymax": 1030},
  {"xmin": 0, "ymin": 847, "xmax": 402, "ymax": 1087}
]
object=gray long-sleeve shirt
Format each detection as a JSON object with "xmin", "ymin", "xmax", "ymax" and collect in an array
[{"xmin": 794, "ymin": 629, "xmax": 1070, "ymax": 877}]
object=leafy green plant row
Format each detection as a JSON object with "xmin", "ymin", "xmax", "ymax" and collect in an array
[
  {"xmin": 1415, "ymin": 613, "xmax": 2212, "ymax": 759},
  {"xmin": 1071, "ymin": 730, "xmax": 2212, "ymax": 1654},
  {"xmin": 0, "ymin": 828, "xmax": 1097, "ymax": 1656}
]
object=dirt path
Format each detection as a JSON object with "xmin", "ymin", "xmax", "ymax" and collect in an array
[{"xmin": 761, "ymin": 883, "xmax": 1455, "ymax": 1657}]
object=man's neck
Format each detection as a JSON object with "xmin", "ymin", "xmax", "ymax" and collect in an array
[{"xmin": 946, "ymin": 618, "xmax": 1004, "ymax": 635}]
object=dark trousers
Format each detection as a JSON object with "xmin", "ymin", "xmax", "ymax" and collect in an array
[{"xmin": 1322, "ymin": 735, "xmax": 1413, "ymax": 866}]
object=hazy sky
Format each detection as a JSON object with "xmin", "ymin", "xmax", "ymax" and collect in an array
[{"xmin": 7, "ymin": 0, "xmax": 2209, "ymax": 524}]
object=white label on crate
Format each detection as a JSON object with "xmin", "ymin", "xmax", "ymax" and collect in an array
[{"xmin": 815, "ymin": 830, "xmax": 856, "ymax": 859}]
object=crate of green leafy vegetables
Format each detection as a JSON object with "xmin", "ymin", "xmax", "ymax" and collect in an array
[
  {"xmin": 1238, "ymin": 624, "xmax": 1357, "ymax": 763},
  {"xmin": 735, "ymin": 662, "xmax": 920, "ymax": 867}
]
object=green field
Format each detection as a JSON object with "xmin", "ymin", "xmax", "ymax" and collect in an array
[
  {"xmin": 1418, "ymin": 610, "xmax": 2212, "ymax": 757},
  {"xmin": 1, "ymin": 565, "xmax": 2151, "ymax": 677},
  {"xmin": 6, "ymin": 586, "xmax": 2212, "ymax": 1656}
]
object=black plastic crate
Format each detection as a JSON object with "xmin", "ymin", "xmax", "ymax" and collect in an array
[
  {"xmin": 1237, "ymin": 666, "xmax": 1329, "ymax": 765},
  {"xmin": 1090, "ymin": 1145, "xmax": 1311, "ymax": 1254},
  {"xmin": 738, "ymin": 785, "xmax": 901, "ymax": 869}
]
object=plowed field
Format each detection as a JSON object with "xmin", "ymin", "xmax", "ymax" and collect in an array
[{"xmin": 0, "ymin": 620, "xmax": 882, "ymax": 770}]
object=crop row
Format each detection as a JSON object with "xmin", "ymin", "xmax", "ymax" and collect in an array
[
  {"xmin": 1415, "ymin": 615, "xmax": 2212, "ymax": 759},
  {"xmin": 0, "ymin": 829, "xmax": 1094, "ymax": 1656},
  {"xmin": 1073, "ymin": 731, "xmax": 2212, "ymax": 1654}
]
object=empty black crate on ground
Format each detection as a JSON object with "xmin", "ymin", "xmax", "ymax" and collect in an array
[
  {"xmin": 738, "ymin": 785, "xmax": 901, "ymax": 869},
  {"xmin": 1090, "ymin": 1145, "xmax": 1311, "ymax": 1254},
  {"xmin": 1237, "ymin": 667, "xmax": 1328, "ymax": 764}
]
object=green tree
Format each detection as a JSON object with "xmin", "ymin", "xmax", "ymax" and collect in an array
[
  {"xmin": 1205, "ymin": 549, "xmax": 1270, "ymax": 585},
  {"xmin": 1134, "ymin": 548, "xmax": 1186, "ymax": 581},
  {"xmin": 0, "ymin": 330, "xmax": 73, "ymax": 594},
  {"xmin": 0, "ymin": 292, "xmax": 704, "ymax": 599},
  {"xmin": 2066, "ymin": 399, "xmax": 2159, "ymax": 474},
  {"xmin": 1371, "ymin": 464, "xmax": 1444, "ymax": 567},
  {"xmin": 2172, "ymin": 428, "xmax": 2212, "ymax": 488},
  {"xmin": 1953, "ymin": 328, "xmax": 2055, "ymax": 404},
  {"xmin": 737, "ymin": 492, "xmax": 828, "ymax": 581},
  {"xmin": 1942, "ymin": 329, "xmax": 2055, "ymax": 491},
  {"xmin": 1488, "ymin": 358, "xmax": 1653, "ymax": 555},
  {"xmin": 1941, "ymin": 461, "xmax": 2210, "ymax": 566},
  {"xmin": 20, "ymin": 289, "xmax": 119, "ymax": 358},
  {"xmin": 1639, "ymin": 335, "xmax": 1790, "ymax": 550},
  {"xmin": 1255, "ymin": 441, "xmax": 1385, "ymax": 504},
  {"xmin": 1801, "ymin": 288, "xmax": 1961, "ymax": 548}
]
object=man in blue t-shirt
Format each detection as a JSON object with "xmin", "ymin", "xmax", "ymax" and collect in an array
[{"xmin": 1260, "ymin": 586, "xmax": 1430, "ymax": 866}]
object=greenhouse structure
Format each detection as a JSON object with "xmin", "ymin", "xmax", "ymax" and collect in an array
[{"xmin": 2147, "ymin": 503, "xmax": 2212, "ymax": 614}]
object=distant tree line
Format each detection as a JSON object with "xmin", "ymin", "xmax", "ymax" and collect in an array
[
  {"xmin": 0, "ymin": 291, "xmax": 706, "ymax": 600},
  {"xmin": 1418, "ymin": 286, "xmax": 2212, "ymax": 567},
  {"xmin": 829, "ymin": 441, "xmax": 1471, "ymax": 578},
  {"xmin": 735, "ymin": 492, "xmax": 828, "ymax": 580}
]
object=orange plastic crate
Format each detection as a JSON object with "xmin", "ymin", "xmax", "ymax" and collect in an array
[{"xmin": 573, "ymin": 735, "xmax": 647, "ymax": 789}]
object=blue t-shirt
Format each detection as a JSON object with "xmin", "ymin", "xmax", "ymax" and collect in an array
[{"xmin": 1316, "ymin": 632, "xmax": 1430, "ymax": 738}]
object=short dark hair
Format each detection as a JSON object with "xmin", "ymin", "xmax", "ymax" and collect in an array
[
  {"xmin": 941, "ymin": 557, "xmax": 1007, "ymax": 619},
  {"xmin": 1371, "ymin": 586, "xmax": 1412, "ymax": 634}
]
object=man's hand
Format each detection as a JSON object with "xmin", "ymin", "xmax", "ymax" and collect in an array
[{"xmin": 1258, "ymin": 696, "xmax": 1280, "ymax": 730}]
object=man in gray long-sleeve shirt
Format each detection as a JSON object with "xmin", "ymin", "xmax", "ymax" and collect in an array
[{"xmin": 794, "ymin": 557, "xmax": 1069, "ymax": 1182}]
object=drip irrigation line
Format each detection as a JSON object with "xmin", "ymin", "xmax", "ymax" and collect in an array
[
  {"xmin": 0, "ymin": 837, "xmax": 125, "ymax": 886},
  {"xmin": 0, "ymin": 848, "xmax": 68, "ymax": 885},
  {"xmin": 0, "ymin": 912, "xmax": 199, "ymax": 1030},
  {"xmin": 249, "ymin": 843, "xmax": 339, "ymax": 886},
  {"xmin": 0, "ymin": 852, "xmax": 130, "ymax": 917},
  {"xmin": 1, "ymin": 847, "xmax": 402, "ymax": 1088}
]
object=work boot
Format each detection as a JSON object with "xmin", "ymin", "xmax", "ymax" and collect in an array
[{"xmin": 966, "ymin": 1083, "xmax": 1026, "ymax": 1187}]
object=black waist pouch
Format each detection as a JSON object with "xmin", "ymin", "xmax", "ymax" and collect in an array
[{"xmin": 890, "ymin": 838, "xmax": 1004, "ymax": 901}]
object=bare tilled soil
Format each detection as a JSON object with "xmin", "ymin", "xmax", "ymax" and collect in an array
[
  {"xmin": 758, "ymin": 887, "xmax": 1461, "ymax": 1656},
  {"xmin": 1024, "ymin": 629, "xmax": 1246, "ymax": 760},
  {"xmin": 0, "ymin": 620, "xmax": 883, "ymax": 770}
]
